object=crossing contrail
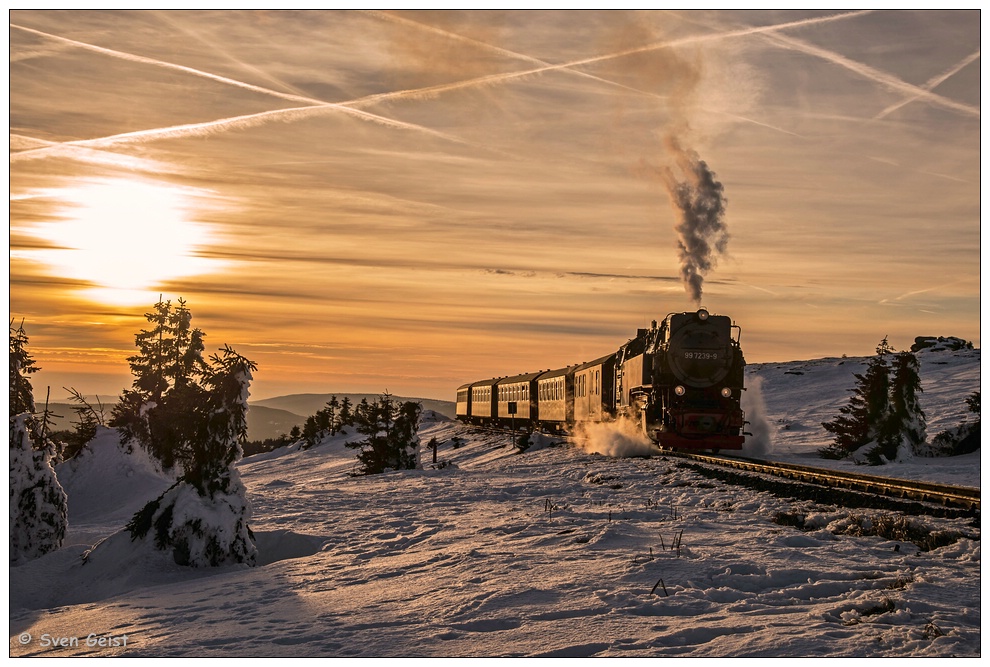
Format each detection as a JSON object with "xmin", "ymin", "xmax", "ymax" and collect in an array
[
  {"xmin": 761, "ymin": 31, "xmax": 980, "ymax": 118},
  {"xmin": 11, "ymin": 11, "xmax": 869, "ymax": 161},
  {"xmin": 8, "ymin": 22, "xmax": 487, "ymax": 161},
  {"xmin": 875, "ymin": 50, "xmax": 980, "ymax": 119},
  {"xmin": 10, "ymin": 104, "xmax": 487, "ymax": 164},
  {"xmin": 365, "ymin": 10, "xmax": 802, "ymax": 137}
]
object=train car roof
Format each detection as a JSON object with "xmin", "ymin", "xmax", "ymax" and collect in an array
[
  {"xmin": 572, "ymin": 353, "xmax": 616, "ymax": 372},
  {"xmin": 495, "ymin": 371, "xmax": 545, "ymax": 384},
  {"xmin": 536, "ymin": 364, "xmax": 579, "ymax": 380}
]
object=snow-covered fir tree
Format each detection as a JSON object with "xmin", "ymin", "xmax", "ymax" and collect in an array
[
  {"xmin": 9, "ymin": 322, "xmax": 68, "ymax": 565},
  {"xmin": 347, "ymin": 394, "xmax": 421, "ymax": 475},
  {"xmin": 125, "ymin": 345, "xmax": 258, "ymax": 567},
  {"xmin": 928, "ymin": 391, "xmax": 980, "ymax": 457},
  {"xmin": 822, "ymin": 340, "xmax": 936, "ymax": 464},
  {"xmin": 885, "ymin": 350, "xmax": 927, "ymax": 459},
  {"xmin": 820, "ymin": 338, "xmax": 893, "ymax": 459}
]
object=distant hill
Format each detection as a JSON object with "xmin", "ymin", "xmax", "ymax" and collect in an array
[
  {"xmin": 38, "ymin": 403, "xmax": 90, "ymax": 434},
  {"xmin": 245, "ymin": 405, "xmax": 308, "ymax": 442},
  {"xmin": 252, "ymin": 393, "xmax": 455, "ymax": 419},
  {"xmin": 249, "ymin": 393, "xmax": 457, "ymax": 441},
  {"xmin": 37, "ymin": 394, "xmax": 456, "ymax": 444}
]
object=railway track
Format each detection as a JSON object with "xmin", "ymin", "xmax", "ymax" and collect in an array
[
  {"xmin": 666, "ymin": 451, "xmax": 980, "ymax": 513},
  {"xmin": 457, "ymin": 422, "xmax": 980, "ymax": 514}
]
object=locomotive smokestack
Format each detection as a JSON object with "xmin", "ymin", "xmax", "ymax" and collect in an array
[{"xmin": 661, "ymin": 135, "xmax": 729, "ymax": 305}]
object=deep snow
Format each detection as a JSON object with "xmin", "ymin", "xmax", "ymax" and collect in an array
[{"xmin": 8, "ymin": 347, "xmax": 981, "ymax": 657}]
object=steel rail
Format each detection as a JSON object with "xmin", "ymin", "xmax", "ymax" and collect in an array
[{"xmin": 667, "ymin": 451, "xmax": 980, "ymax": 511}]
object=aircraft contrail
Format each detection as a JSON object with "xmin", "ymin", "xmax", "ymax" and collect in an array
[
  {"xmin": 10, "ymin": 23, "xmax": 324, "ymax": 108},
  {"xmin": 762, "ymin": 31, "xmax": 980, "ymax": 118},
  {"xmin": 11, "ymin": 11, "xmax": 869, "ymax": 161},
  {"xmin": 875, "ymin": 50, "xmax": 980, "ymax": 119},
  {"xmin": 366, "ymin": 10, "xmax": 802, "ymax": 137},
  {"xmin": 11, "ymin": 104, "xmax": 487, "ymax": 165},
  {"xmin": 9, "ymin": 22, "xmax": 484, "ymax": 160},
  {"xmin": 150, "ymin": 10, "xmax": 316, "ymax": 101},
  {"xmin": 349, "ymin": 11, "xmax": 875, "ymax": 109}
]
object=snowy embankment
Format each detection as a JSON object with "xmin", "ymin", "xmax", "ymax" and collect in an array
[
  {"xmin": 8, "ymin": 348, "xmax": 981, "ymax": 657},
  {"xmin": 745, "ymin": 347, "xmax": 981, "ymax": 488}
]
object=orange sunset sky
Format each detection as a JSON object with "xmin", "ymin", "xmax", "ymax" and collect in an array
[{"xmin": 9, "ymin": 10, "xmax": 981, "ymax": 402}]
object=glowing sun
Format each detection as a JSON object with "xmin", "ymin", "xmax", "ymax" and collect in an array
[{"xmin": 29, "ymin": 178, "xmax": 224, "ymax": 305}]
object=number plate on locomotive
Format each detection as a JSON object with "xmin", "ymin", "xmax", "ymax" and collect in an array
[{"xmin": 683, "ymin": 351, "xmax": 720, "ymax": 360}]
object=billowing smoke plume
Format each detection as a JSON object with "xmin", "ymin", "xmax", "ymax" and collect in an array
[{"xmin": 660, "ymin": 134, "xmax": 729, "ymax": 305}]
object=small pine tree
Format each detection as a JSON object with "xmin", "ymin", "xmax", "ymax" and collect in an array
[
  {"xmin": 301, "ymin": 396, "xmax": 346, "ymax": 449},
  {"xmin": 126, "ymin": 346, "xmax": 258, "ymax": 567},
  {"xmin": 9, "ymin": 319, "xmax": 38, "ymax": 418},
  {"xmin": 821, "ymin": 338, "xmax": 893, "ymax": 459},
  {"xmin": 339, "ymin": 397, "xmax": 353, "ymax": 426},
  {"xmin": 111, "ymin": 297, "xmax": 209, "ymax": 471},
  {"xmin": 887, "ymin": 351, "xmax": 927, "ymax": 458},
  {"xmin": 9, "ymin": 323, "xmax": 68, "ymax": 565},
  {"xmin": 325, "ymin": 396, "xmax": 340, "ymax": 434},
  {"xmin": 346, "ymin": 393, "xmax": 421, "ymax": 475},
  {"xmin": 301, "ymin": 413, "xmax": 321, "ymax": 449},
  {"xmin": 929, "ymin": 391, "xmax": 980, "ymax": 457},
  {"xmin": 62, "ymin": 387, "xmax": 107, "ymax": 459}
]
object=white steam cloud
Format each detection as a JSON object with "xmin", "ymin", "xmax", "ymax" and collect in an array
[
  {"xmin": 740, "ymin": 375, "xmax": 773, "ymax": 456},
  {"xmin": 574, "ymin": 417, "xmax": 658, "ymax": 458}
]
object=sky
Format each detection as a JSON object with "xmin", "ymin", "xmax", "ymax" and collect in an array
[{"xmin": 8, "ymin": 9, "xmax": 982, "ymax": 402}]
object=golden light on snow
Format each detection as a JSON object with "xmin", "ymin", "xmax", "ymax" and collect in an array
[{"xmin": 21, "ymin": 179, "xmax": 225, "ymax": 306}]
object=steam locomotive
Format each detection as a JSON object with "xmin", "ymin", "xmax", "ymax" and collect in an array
[{"xmin": 455, "ymin": 308, "xmax": 747, "ymax": 452}]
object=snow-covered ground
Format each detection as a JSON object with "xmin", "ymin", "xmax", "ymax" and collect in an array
[
  {"xmin": 745, "ymin": 347, "xmax": 981, "ymax": 488},
  {"xmin": 8, "ymin": 348, "xmax": 981, "ymax": 657}
]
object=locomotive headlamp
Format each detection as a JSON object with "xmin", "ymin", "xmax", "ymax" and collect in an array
[
  {"xmin": 696, "ymin": 309, "xmax": 710, "ymax": 321},
  {"xmin": 674, "ymin": 385, "xmax": 686, "ymax": 396},
  {"xmin": 721, "ymin": 387, "xmax": 732, "ymax": 398}
]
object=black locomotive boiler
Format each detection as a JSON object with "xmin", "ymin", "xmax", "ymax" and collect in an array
[{"xmin": 456, "ymin": 308, "xmax": 747, "ymax": 452}]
